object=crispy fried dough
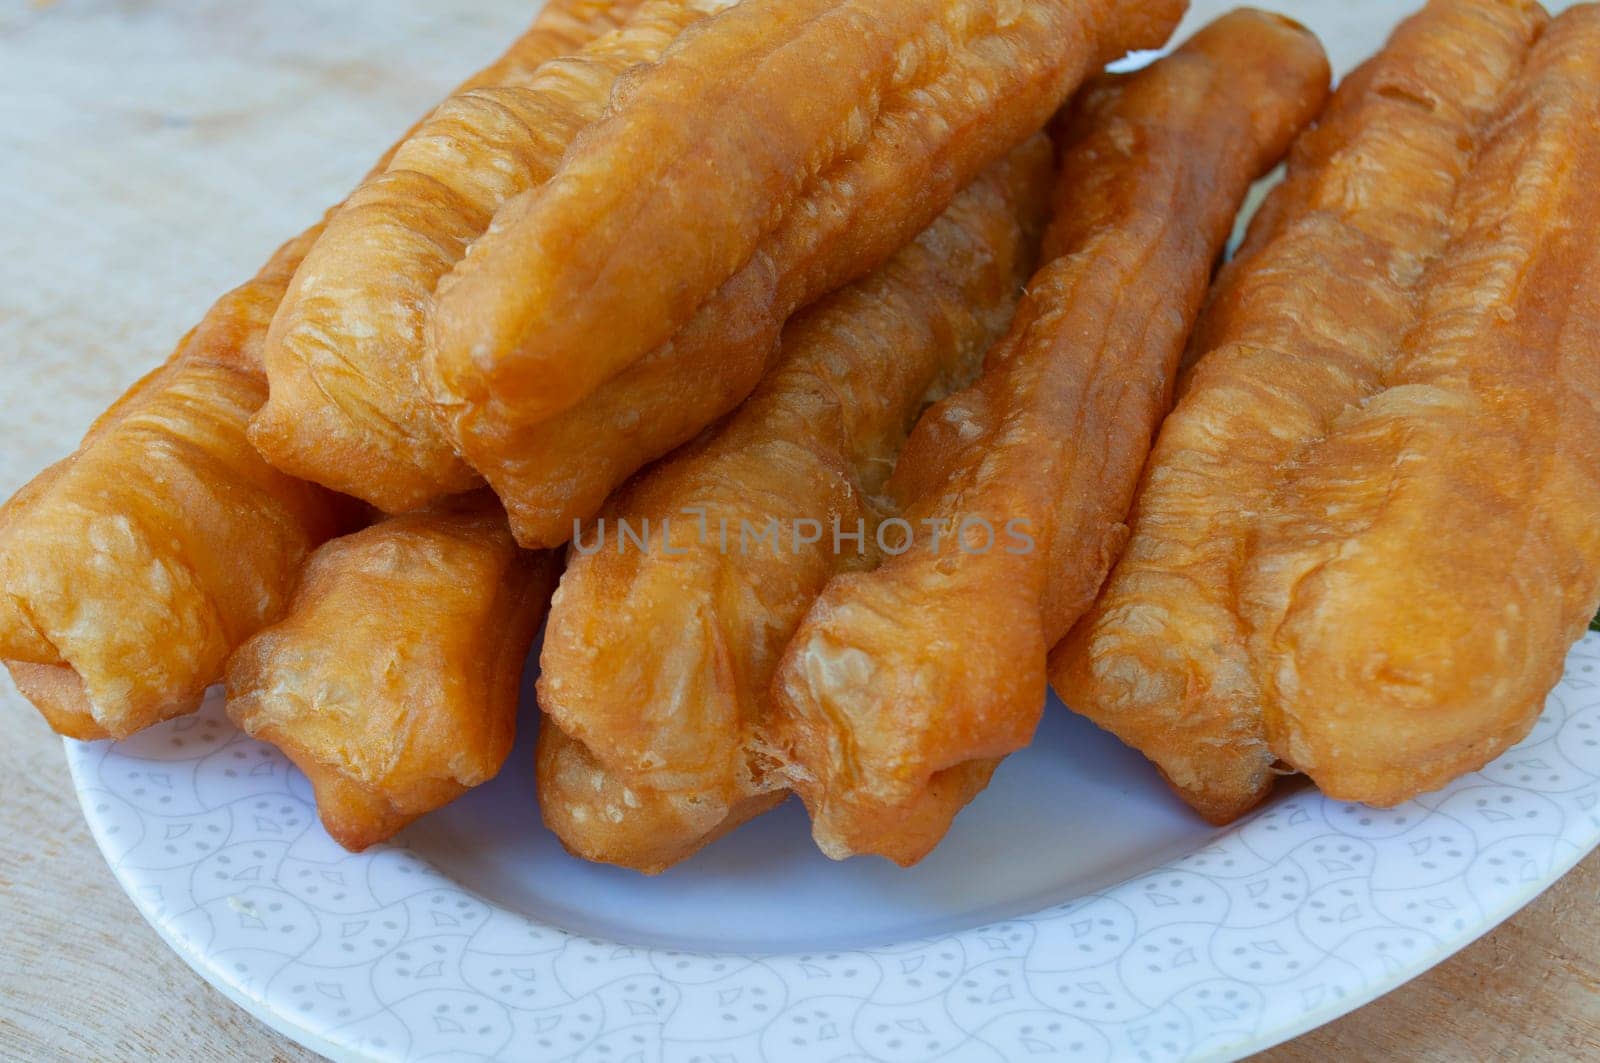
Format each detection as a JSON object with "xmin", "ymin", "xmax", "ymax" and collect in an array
[
  {"xmin": 772, "ymin": 12, "xmax": 1330, "ymax": 864},
  {"xmin": 1051, "ymin": 0, "xmax": 1552, "ymax": 824},
  {"xmin": 429, "ymin": 0, "xmax": 1187, "ymax": 548},
  {"xmin": 227, "ymin": 496, "xmax": 558, "ymax": 851},
  {"xmin": 0, "ymin": 0, "xmax": 631, "ymax": 739},
  {"xmin": 0, "ymin": 230, "xmax": 358, "ymax": 740},
  {"xmin": 537, "ymin": 724, "xmax": 791, "ymax": 874},
  {"xmin": 251, "ymin": 0, "xmax": 703, "ymax": 514},
  {"xmin": 535, "ymin": 140, "xmax": 1054, "ymax": 872},
  {"xmin": 1239, "ymin": 5, "xmax": 1600, "ymax": 806}
]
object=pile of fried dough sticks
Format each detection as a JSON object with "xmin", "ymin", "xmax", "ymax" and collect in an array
[{"xmin": 4, "ymin": 0, "xmax": 1599, "ymax": 873}]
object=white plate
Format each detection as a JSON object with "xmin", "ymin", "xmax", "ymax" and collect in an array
[
  {"xmin": 25, "ymin": 1, "xmax": 1596, "ymax": 1060},
  {"xmin": 66, "ymin": 635, "xmax": 1600, "ymax": 1062}
]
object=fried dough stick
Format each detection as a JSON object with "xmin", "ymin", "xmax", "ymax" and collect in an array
[
  {"xmin": 536, "ymin": 139, "xmax": 1055, "ymax": 873},
  {"xmin": 1052, "ymin": 0, "xmax": 1550, "ymax": 824},
  {"xmin": 226, "ymin": 496, "xmax": 558, "ymax": 851},
  {"xmin": 772, "ymin": 12, "xmax": 1330, "ymax": 864},
  {"xmin": 0, "ymin": 0, "xmax": 633, "ymax": 740},
  {"xmin": 252, "ymin": 0, "xmax": 707, "ymax": 514},
  {"xmin": 429, "ymin": 0, "xmax": 1188, "ymax": 548},
  {"xmin": 1238, "ymin": 5, "xmax": 1600, "ymax": 807},
  {"xmin": 0, "ymin": 233, "xmax": 356, "ymax": 741}
]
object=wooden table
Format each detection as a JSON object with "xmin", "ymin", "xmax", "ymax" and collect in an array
[{"xmin": 1, "ymin": 1, "xmax": 1596, "ymax": 1060}]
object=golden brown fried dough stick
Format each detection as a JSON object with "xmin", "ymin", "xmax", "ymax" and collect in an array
[
  {"xmin": 0, "ymin": 231, "xmax": 359, "ymax": 741},
  {"xmin": 429, "ymin": 0, "xmax": 1188, "ymax": 548},
  {"xmin": 535, "ymin": 139, "xmax": 1055, "ymax": 872},
  {"xmin": 1051, "ymin": 0, "xmax": 1550, "ymax": 825},
  {"xmin": 0, "ymin": 0, "xmax": 634, "ymax": 740},
  {"xmin": 772, "ymin": 12, "xmax": 1330, "ymax": 864},
  {"xmin": 251, "ymin": 0, "xmax": 705, "ymax": 514},
  {"xmin": 227, "ymin": 496, "xmax": 558, "ymax": 851},
  {"xmin": 1238, "ymin": 5, "xmax": 1600, "ymax": 807}
]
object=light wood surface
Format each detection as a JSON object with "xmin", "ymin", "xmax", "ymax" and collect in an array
[{"xmin": 1, "ymin": 2, "xmax": 1596, "ymax": 1060}]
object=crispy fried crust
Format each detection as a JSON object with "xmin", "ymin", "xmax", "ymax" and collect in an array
[
  {"xmin": 1239, "ymin": 5, "xmax": 1600, "ymax": 806},
  {"xmin": 0, "ymin": 230, "xmax": 358, "ymax": 740},
  {"xmin": 226, "ymin": 496, "xmax": 559, "ymax": 851},
  {"xmin": 534, "ymin": 140, "xmax": 1053, "ymax": 872},
  {"xmin": 250, "ymin": 0, "xmax": 689, "ymax": 514},
  {"xmin": 772, "ymin": 12, "xmax": 1330, "ymax": 863},
  {"xmin": 1051, "ymin": 0, "xmax": 1551, "ymax": 825},
  {"xmin": 429, "ymin": 0, "xmax": 1187, "ymax": 548},
  {"xmin": 0, "ymin": 0, "xmax": 631, "ymax": 740},
  {"xmin": 537, "ymin": 721, "xmax": 790, "ymax": 873}
]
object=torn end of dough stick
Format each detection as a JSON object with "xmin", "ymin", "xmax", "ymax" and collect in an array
[
  {"xmin": 536, "ymin": 718, "xmax": 789, "ymax": 874},
  {"xmin": 226, "ymin": 496, "xmax": 559, "ymax": 852},
  {"xmin": 0, "ymin": 229, "xmax": 358, "ymax": 741}
]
